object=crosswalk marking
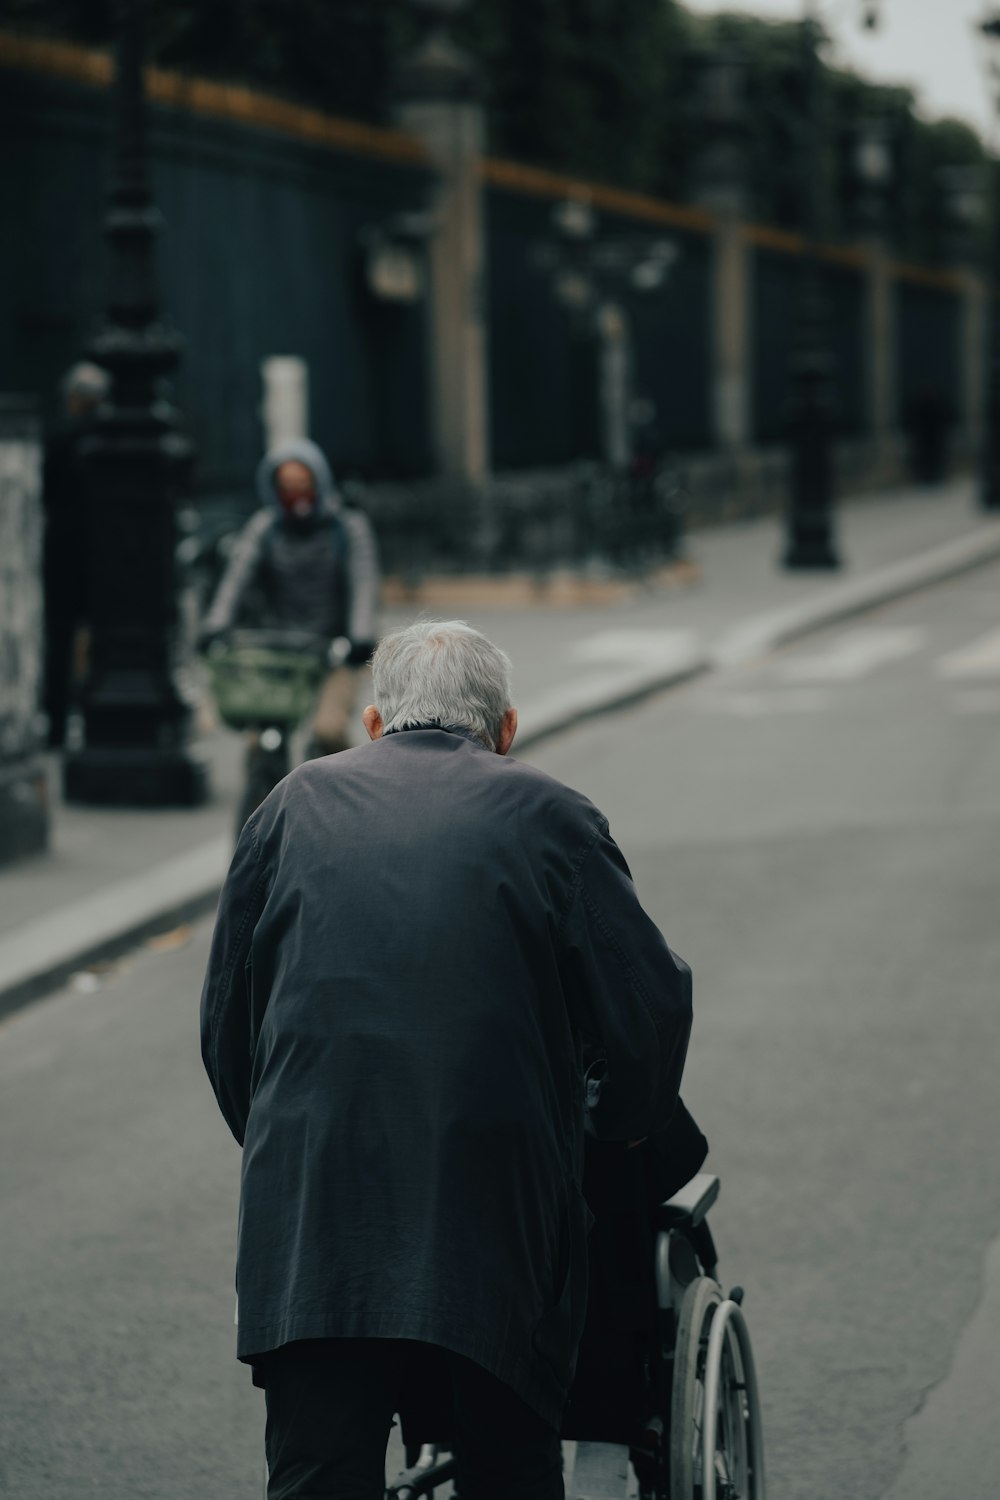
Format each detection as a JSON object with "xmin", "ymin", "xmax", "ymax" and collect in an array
[
  {"xmin": 699, "ymin": 689, "xmax": 831, "ymax": 717},
  {"xmin": 935, "ymin": 626, "xmax": 1000, "ymax": 679},
  {"xmin": 776, "ymin": 627, "xmax": 925, "ymax": 682},
  {"xmin": 951, "ymin": 689, "xmax": 1000, "ymax": 714},
  {"xmin": 570, "ymin": 628, "xmax": 697, "ymax": 666}
]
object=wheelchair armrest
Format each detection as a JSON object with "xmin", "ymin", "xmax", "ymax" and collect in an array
[{"xmin": 654, "ymin": 1171, "xmax": 720, "ymax": 1230}]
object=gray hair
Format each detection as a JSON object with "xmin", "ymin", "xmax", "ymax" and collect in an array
[
  {"xmin": 371, "ymin": 620, "xmax": 513, "ymax": 749},
  {"xmin": 60, "ymin": 362, "xmax": 110, "ymax": 402}
]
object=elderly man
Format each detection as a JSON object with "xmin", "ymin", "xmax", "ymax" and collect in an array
[{"xmin": 201, "ymin": 620, "xmax": 694, "ymax": 1500}]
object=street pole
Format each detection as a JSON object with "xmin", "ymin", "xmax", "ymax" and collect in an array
[
  {"xmin": 980, "ymin": 17, "xmax": 1000, "ymax": 510},
  {"xmin": 982, "ymin": 162, "xmax": 1000, "ymax": 510},
  {"xmin": 64, "ymin": 0, "xmax": 207, "ymax": 805},
  {"xmin": 783, "ymin": 6, "xmax": 840, "ymax": 569}
]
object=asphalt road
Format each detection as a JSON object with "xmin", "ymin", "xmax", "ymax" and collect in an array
[{"xmin": 2, "ymin": 561, "xmax": 999, "ymax": 1499}]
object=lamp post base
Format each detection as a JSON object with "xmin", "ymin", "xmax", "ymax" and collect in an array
[
  {"xmin": 64, "ymin": 746, "xmax": 208, "ymax": 808},
  {"xmin": 783, "ymin": 515, "xmax": 840, "ymax": 569},
  {"xmin": 981, "ymin": 461, "xmax": 1000, "ymax": 512}
]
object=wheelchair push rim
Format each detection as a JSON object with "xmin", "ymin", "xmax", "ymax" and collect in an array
[{"xmin": 669, "ymin": 1276, "xmax": 765, "ymax": 1500}]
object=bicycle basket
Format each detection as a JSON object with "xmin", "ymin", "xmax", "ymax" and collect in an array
[{"xmin": 206, "ymin": 643, "xmax": 327, "ymax": 730}]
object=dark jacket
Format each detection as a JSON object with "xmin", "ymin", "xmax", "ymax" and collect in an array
[{"xmin": 200, "ymin": 726, "xmax": 693, "ymax": 1428}]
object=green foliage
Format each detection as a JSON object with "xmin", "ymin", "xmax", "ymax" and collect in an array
[
  {"xmin": 0, "ymin": 0, "xmax": 988, "ymax": 260},
  {"xmin": 455, "ymin": 0, "xmax": 691, "ymax": 195}
]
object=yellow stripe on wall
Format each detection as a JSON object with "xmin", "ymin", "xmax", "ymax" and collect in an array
[
  {"xmin": 0, "ymin": 29, "xmax": 428, "ymax": 168},
  {"xmin": 0, "ymin": 27, "xmax": 976, "ymax": 296},
  {"xmin": 480, "ymin": 157, "xmax": 718, "ymax": 235}
]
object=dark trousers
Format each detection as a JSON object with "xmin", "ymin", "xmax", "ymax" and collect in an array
[{"xmin": 261, "ymin": 1338, "xmax": 564, "ymax": 1500}]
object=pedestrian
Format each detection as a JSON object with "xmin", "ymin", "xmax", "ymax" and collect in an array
[
  {"xmin": 199, "ymin": 436, "xmax": 379, "ymax": 757},
  {"xmin": 40, "ymin": 361, "xmax": 109, "ymax": 748},
  {"xmin": 200, "ymin": 619, "xmax": 694, "ymax": 1500}
]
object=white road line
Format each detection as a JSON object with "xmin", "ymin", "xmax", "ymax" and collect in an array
[
  {"xmin": 935, "ymin": 626, "xmax": 1000, "ymax": 679},
  {"xmin": 776, "ymin": 627, "xmax": 925, "ymax": 682},
  {"xmin": 698, "ymin": 689, "xmax": 831, "ymax": 717},
  {"xmin": 569, "ymin": 628, "xmax": 699, "ymax": 667},
  {"xmin": 951, "ymin": 690, "xmax": 1000, "ymax": 714}
]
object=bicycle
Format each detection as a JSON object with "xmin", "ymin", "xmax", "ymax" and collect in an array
[
  {"xmin": 203, "ymin": 628, "xmax": 346, "ymax": 834},
  {"xmin": 383, "ymin": 1172, "xmax": 765, "ymax": 1500}
]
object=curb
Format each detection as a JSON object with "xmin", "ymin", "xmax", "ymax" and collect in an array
[
  {"xmin": 515, "ymin": 650, "xmax": 709, "ymax": 751},
  {"xmin": 521, "ymin": 521, "xmax": 1000, "ymax": 749},
  {"xmin": 713, "ymin": 523, "xmax": 1000, "ymax": 668},
  {"xmin": 3, "ymin": 519, "xmax": 1000, "ymax": 1018},
  {"xmin": 0, "ymin": 836, "xmax": 229, "ymax": 1022}
]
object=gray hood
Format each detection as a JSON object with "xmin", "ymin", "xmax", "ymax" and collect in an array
[{"xmin": 255, "ymin": 438, "xmax": 340, "ymax": 515}]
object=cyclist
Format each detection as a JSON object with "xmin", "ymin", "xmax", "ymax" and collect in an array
[{"xmin": 199, "ymin": 437, "xmax": 379, "ymax": 759}]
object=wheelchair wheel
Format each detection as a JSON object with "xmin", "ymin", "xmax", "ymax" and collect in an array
[
  {"xmin": 669, "ymin": 1276, "xmax": 721, "ymax": 1499},
  {"xmin": 700, "ymin": 1299, "xmax": 765, "ymax": 1500},
  {"xmin": 669, "ymin": 1277, "xmax": 765, "ymax": 1500}
]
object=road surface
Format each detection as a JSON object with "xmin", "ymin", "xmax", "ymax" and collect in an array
[{"xmin": 2, "ymin": 562, "xmax": 999, "ymax": 1498}]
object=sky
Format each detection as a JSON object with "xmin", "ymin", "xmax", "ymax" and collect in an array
[{"xmin": 680, "ymin": 0, "xmax": 1000, "ymax": 145}]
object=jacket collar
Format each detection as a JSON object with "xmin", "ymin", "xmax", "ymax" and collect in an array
[{"xmin": 383, "ymin": 723, "xmax": 491, "ymax": 751}]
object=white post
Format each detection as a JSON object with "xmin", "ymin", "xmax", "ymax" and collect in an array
[{"xmin": 260, "ymin": 356, "xmax": 310, "ymax": 451}]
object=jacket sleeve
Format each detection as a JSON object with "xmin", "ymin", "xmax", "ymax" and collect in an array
[
  {"xmin": 559, "ymin": 819, "xmax": 692, "ymax": 1143},
  {"xmin": 201, "ymin": 509, "xmax": 272, "ymax": 636},
  {"xmin": 199, "ymin": 817, "xmax": 269, "ymax": 1145},
  {"xmin": 342, "ymin": 507, "xmax": 380, "ymax": 647}
]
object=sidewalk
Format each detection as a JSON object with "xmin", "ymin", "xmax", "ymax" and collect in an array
[{"xmin": 2, "ymin": 475, "xmax": 999, "ymax": 1016}]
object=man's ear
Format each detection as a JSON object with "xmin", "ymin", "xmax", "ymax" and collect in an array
[
  {"xmin": 496, "ymin": 707, "xmax": 518, "ymax": 756},
  {"xmin": 362, "ymin": 705, "xmax": 384, "ymax": 741}
]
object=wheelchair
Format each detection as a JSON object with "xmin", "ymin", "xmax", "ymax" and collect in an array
[{"xmin": 384, "ymin": 1172, "xmax": 765, "ymax": 1500}]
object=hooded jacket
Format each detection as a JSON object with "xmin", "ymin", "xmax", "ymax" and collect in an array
[
  {"xmin": 202, "ymin": 438, "xmax": 379, "ymax": 646},
  {"xmin": 200, "ymin": 725, "xmax": 693, "ymax": 1429}
]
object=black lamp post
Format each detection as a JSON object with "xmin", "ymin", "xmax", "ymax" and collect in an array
[
  {"xmin": 781, "ymin": 0, "xmax": 886, "ymax": 563},
  {"xmin": 783, "ymin": 7, "xmax": 840, "ymax": 569},
  {"xmin": 64, "ymin": 0, "xmax": 207, "ymax": 805},
  {"xmin": 978, "ymin": 13, "xmax": 1000, "ymax": 512}
]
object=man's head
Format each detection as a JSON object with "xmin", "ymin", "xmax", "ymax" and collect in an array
[
  {"xmin": 275, "ymin": 458, "xmax": 318, "ymax": 520},
  {"xmin": 363, "ymin": 620, "xmax": 517, "ymax": 755},
  {"xmin": 60, "ymin": 362, "xmax": 109, "ymax": 422},
  {"xmin": 256, "ymin": 439, "xmax": 337, "ymax": 520}
]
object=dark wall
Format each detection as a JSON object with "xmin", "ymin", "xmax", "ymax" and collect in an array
[
  {"xmin": 751, "ymin": 248, "xmax": 868, "ymax": 443},
  {"xmin": 628, "ymin": 223, "xmax": 712, "ymax": 452},
  {"xmin": 2, "ymin": 60, "xmax": 970, "ymax": 500},
  {"xmin": 486, "ymin": 190, "xmax": 589, "ymax": 470},
  {"xmin": 486, "ymin": 190, "xmax": 712, "ymax": 469},
  {"xmin": 895, "ymin": 280, "xmax": 962, "ymax": 428},
  {"xmin": 0, "ymin": 66, "xmax": 433, "ymax": 498}
]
